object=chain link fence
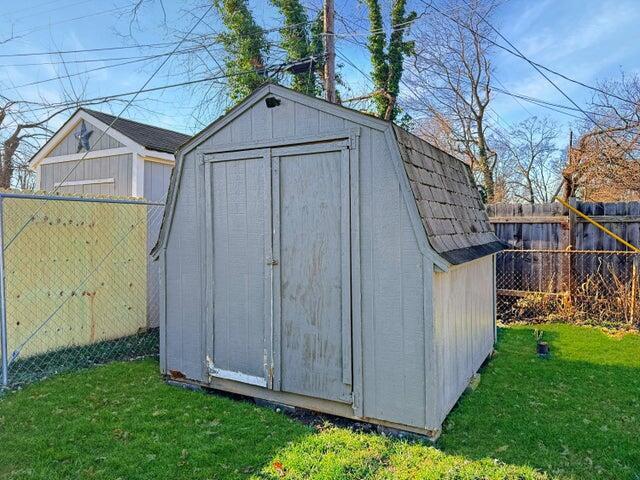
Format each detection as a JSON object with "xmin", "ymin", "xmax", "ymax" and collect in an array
[
  {"xmin": 0, "ymin": 192, "xmax": 164, "ymax": 390},
  {"xmin": 497, "ymin": 249, "xmax": 640, "ymax": 329}
]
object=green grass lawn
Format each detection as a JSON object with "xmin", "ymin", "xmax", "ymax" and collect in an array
[{"xmin": 1, "ymin": 324, "xmax": 639, "ymax": 479}]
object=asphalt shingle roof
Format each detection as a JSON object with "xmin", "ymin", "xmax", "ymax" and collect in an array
[
  {"xmin": 393, "ymin": 124, "xmax": 505, "ymax": 265},
  {"xmin": 82, "ymin": 108, "xmax": 191, "ymax": 154}
]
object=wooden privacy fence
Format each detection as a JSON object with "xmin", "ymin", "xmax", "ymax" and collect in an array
[
  {"xmin": 487, "ymin": 200, "xmax": 640, "ymax": 251},
  {"xmin": 487, "ymin": 200, "xmax": 640, "ymax": 327}
]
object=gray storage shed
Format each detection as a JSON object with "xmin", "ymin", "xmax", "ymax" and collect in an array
[{"xmin": 153, "ymin": 84, "xmax": 505, "ymax": 437}]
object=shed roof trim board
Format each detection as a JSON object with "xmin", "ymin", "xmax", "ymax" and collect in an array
[{"xmin": 153, "ymin": 83, "xmax": 504, "ymax": 266}]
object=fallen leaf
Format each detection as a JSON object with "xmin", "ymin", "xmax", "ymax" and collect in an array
[{"xmin": 273, "ymin": 460, "xmax": 285, "ymax": 477}]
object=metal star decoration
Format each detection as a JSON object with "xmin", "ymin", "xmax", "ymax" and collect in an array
[{"xmin": 75, "ymin": 121, "xmax": 93, "ymax": 153}]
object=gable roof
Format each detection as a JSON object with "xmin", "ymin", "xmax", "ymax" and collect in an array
[
  {"xmin": 393, "ymin": 125, "xmax": 505, "ymax": 265},
  {"xmin": 81, "ymin": 109, "xmax": 191, "ymax": 154},
  {"xmin": 152, "ymin": 83, "xmax": 504, "ymax": 266}
]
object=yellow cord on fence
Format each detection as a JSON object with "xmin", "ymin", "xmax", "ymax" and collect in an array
[{"xmin": 554, "ymin": 196, "xmax": 640, "ymax": 252}]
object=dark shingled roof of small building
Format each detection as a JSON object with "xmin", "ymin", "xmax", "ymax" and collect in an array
[
  {"xmin": 392, "ymin": 124, "xmax": 506, "ymax": 265},
  {"xmin": 82, "ymin": 108, "xmax": 191, "ymax": 154}
]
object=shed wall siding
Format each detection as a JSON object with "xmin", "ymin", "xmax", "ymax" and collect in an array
[
  {"xmin": 199, "ymin": 98, "xmax": 347, "ymax": 149},
  {"xmin": 49, "ymin": 119, "xmax": 123, "ymax": 157},
  {"xmin": 163, "ymin": 95, "xmax": 431, "ymax": 429},
  {"xmin": 144, "ymin": 161, "xmax": 172, "ymax": 329},
  {"xmin": 143, "ymin": 162, "xmax": 172, "ymax": 202},
  {"xmin": 40, "ymin": 154, "xmax": 132, "ymax": 196},
  {"xmin": 432, "ymin": 255, "xmax": 495, "ymax": 424},
  {"xmin": 358, "ymin": 127, "xmax": 428, "ymax": 428},
  {"xmin": 164, "ymin": 151, "xmax": 204, "ymax": 380}
]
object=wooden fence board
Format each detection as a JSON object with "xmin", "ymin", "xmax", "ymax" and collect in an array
[{"xmin": 488, "ymin": 200, "xmax": 640, "ymax": 299}]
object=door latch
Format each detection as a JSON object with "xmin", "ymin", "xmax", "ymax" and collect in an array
[{"xmin": 266, "ymin": 258, "xmax": 279, "ymax": 266}]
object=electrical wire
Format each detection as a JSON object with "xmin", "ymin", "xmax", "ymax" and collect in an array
[
  {"xmin": 0, "ymin": 42, "xmax": 180, "ymax": 58},
  {"xmin": 0, "ymin": 45, "xmax": 225, "ymax": 68},
  {"xmin": 419, "ymin": 0, "xmax": 636, "ymax": 107},
  {"xmin": 4, "ymin": 4, "xmax": 215, "ymax": 251},
  {"xmin": 3, "ymin": 46, "xmax": 209, "ymax": 92},
  {"xmin": 5, "ymin": 5, "xmax": 134, "ymax": 40}
]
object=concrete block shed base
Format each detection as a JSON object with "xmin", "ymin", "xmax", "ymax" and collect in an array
[{"xmin": 164, "ymin": 375, "xmax": 441, "ymax": 441}]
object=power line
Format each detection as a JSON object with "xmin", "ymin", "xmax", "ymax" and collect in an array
[
  {"xmin": 419, "ymin": 0, "xmax": 636, "ymax": 107},
  {"xmin": 456, "ymin": 0, "xmax": 600, "ymax": 126},
  {"xmin": 4, "ymin": 4, "xmax": 216, "ymax": 251},
  {"xmin": 337, "ymin": 31, "xmax": 588, "ymax": 122},
  {"xmin": 3, "ymin": 46, "xmax": 210, "ymax": 92},
  {"xmin": 0, "ymin": 42, "xmax": 180, "ymax": 58},
  {"xmin": 7, "ymin": 0, "xmax": 96, "ymax": 24},
  {"xmin": 0, "ymin": 45, "xmax": 226, "ymax": 68},
  {"xmin": 6, "ymin": 0, "xmax": 88, "ymax": 17},
  {"xmin": 5, "ymin": 5, "xmax": 134, "ymax": 41},
  {"xmin": 21, "ymin": 56, "xmax": 325, "ymax": 116},
  {"xmin": 0, "ymin": 18, "xmax": 314, "ymax": 58}
]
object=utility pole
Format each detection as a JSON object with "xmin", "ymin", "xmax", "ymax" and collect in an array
[{"xmin": 323, "ymin": 0, "xmax": 336, "ymax": 103}]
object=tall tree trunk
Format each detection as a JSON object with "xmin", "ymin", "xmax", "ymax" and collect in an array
[
  {"xmin": 1, "ymin": 133, "xmax": 19, "ymax": 189},
  {"xmin": 475, "ymin": 119, "xmax": 494, "ymax": 202}
]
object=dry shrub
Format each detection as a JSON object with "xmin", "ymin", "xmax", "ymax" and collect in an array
[{"xmin": 504, "ymin": 265, "xmax": 640, "ymax": 330}]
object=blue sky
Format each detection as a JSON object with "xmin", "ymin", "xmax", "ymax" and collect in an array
[{"xmin": 1, "ymin": 0, "xmax": 639, "ymax": 146}]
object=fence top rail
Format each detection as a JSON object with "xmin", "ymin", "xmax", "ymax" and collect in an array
[
  {"xmin": 502, "ymin": 248, "xmax": 639, "ymax": 255},
  {"xmin": 0, "ymin": 192, "xmax": 164, "ymax": 207}
]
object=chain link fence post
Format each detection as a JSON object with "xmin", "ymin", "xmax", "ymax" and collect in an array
[{"xmin": 0, "ymin": 194, "xmax": 9, "ymax": 388}]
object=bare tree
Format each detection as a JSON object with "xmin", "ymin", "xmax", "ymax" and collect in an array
[
  {"xmin": 495, "ymin": 116, "xmax": 561, "ymax": 204},
  {"xmin": 0, "ymin": 98, "xmax": 53, "ymax": 189},
  {"xmin": 404, "ymin": 0, "xmax": 499, "ymax": 201},
  {"xmin": 565, "ymin": 73, "xmax": 640, "ymax": 201},
  {"xmin": 414, "ymin": 111, "xmax": 460, "ymax": 157}
]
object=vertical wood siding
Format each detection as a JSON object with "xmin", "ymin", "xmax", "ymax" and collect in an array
[
  {"xmin": 164, "ymin": 151, "xmax": 204, "ymax": 380},
  {"xmin": 49, "ymin": 119, "xmax": 123, "ymax": 157},
  {"xmin": 143, "ymin": 162, "xmax": 172, "ymax": 202},
  {"xmin": 200, "ymin": 98, "xmax": 346, "ymax": 149},
  {"xmin": 359, "ymin": 127, "xmax": 427, "ymax": 428},
  {"xmin": 432, "ymin": 255, "xmax": 495, "ymax": 424},
  {"xmin": 144, "ymin": 162, "xmax": 173, "ymax": 328}
]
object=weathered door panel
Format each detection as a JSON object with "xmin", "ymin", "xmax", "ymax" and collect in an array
[
  {"xmin": 274, "ymin": 146, "xmax": 352, "ymax": 403},
  {"xmin": 207, "ymin": 151, "xmax": 269, "ymax": 386}
]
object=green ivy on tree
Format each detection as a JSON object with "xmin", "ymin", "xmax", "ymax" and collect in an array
[
  {"xmin": 271, "ymin": 0, "xmax": 326, "ymax": 96},
  {"xmin": 213, "ymin": 0, "xmax": 270, "ymax": 103},
  {"xmin": 364, "ymin": 0, "xmax": 416, "ymax": 121},
  {"xmin": 271, "ymin": 0, "xmax": 313, "ymax": 95},
  {"xmin": 310, "ymin": 11, "xmax": 326, "ymax": 88}
]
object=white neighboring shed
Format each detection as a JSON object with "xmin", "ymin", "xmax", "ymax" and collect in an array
[
  {"xmin": 29, "ymin": 108, "xmax": 190, "ymax": 200},
  {"xmin": 153, "ymin": 84, "xmax": 505, "ymax": 436}
]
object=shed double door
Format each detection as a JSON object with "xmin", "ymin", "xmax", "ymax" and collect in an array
[{"xmin": 206, "ymin": 140, "xmax": 354, "ymax": 404}]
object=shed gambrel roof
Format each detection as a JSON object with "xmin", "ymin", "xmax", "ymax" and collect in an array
[
  {"xmin": 153, "ymin": 84, "xmax": 504, "ymax": 266},
  {"xmin": 82, "ymin": 109, "xmax": 191, "ymax": 154},
  {"xmin": 392, "ymin": 125, "xmax": 505, "ymax": 265}
]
